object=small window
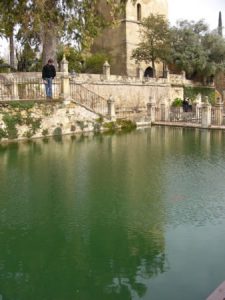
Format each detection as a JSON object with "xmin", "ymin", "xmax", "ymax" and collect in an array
[{"xmin": 137, "ymin": 3, "xmax": 141, "ymax": 21}]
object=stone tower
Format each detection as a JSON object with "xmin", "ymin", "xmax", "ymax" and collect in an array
[{"xmin": 91, "ymin": 0, "xmax": 168, "ymax": 76}]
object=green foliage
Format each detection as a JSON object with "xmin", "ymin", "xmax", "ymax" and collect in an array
[
  {"xmin": 26, "ymin": 116, "xmax": 42, "ymax": 134},
  {"xmin": 116, "ymin": 119, "xmax": 137, "ymax": 130},
  {"xmin": 9, "ymin": 101, "xmax": 35, "ymax": 110},
  {"xmin": 53, "ymin": 127, "xmax": 62, "ymax": 136},
  {"xmin": 84, "ymin": 53, "xmax": 111, "ymax": 74},
  {"xmin": 103, "ymin": 121, "xmax": 117, "ymax": 132},
  {"xmin": 184, "ymin": 87, "xmax": 215, "ymax": 104},
  {"xmin": 42, "ymin": 129, "xmax": 49, "ymax": 136},
  {"xmin": 2, "ymin": 113, "xmax": 21, "ymax": 139},
  {"xmin": 16, "ymin": 42, "xmax": 38, "ymax": 72},
  {"xmin": 171, "ymin": 98, "xmax": 183, "ymax": 107},
  {"xmin": 0, "ymin": 58, "xmax": 11, "ymax": 73},
  {"xmin": 0, "ymin": 128, "xmax": 7, "ymax": 140},
  {"xmin": 23, "ymin": 130, "xmax": 33, "ymax": 139},
  {"xmin": 96, "ymin": 116, "xmax": 104, "ymax": 123},
  {"xmin": 2, "ymin": 108, "xmax": 42, "ymax": 140},
  {"xmin": 6, "ymin": 0, "xmax": 123, "ymax": 63},
  {"xmin": 102, "ymin": 119, "xmax": 136, "ymax": 133},
  {"xmin": 132, "ymin": 14, "xmax": 170, "ymax": 73},
  {"xmin": 76, "ymin": 121, "xmax": 88, "ymax": 131},
  {"xmin": 93, "ymin": 122, "xmax": 101, "ymax": 133},
  {"xmin": 3, "ymin": 113, "xmax": 23, "ymax": 127},
  {"xmin": 57, "ymin": 45, "xmax": 84, "ymax": 73},
  {"xmin": 168, "ymin": 20, "xmax": 225, "ymax": 82}
]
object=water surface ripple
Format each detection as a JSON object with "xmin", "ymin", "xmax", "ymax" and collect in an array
[{"xmin": 0, "ymin": 127, "xmax": 225, "ymax": 300}]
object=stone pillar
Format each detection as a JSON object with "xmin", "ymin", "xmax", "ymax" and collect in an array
[
  {"xmin": 107, "ymin": 95, "xmax": 116, "ymax": 121},
  {"xmin": 136, "ymin": 64, "xmax": 143, "ymax": 81},
  {"xmin": 60, "ymin": 55, "xmax": 69, "ymax": 74},
  {"xmin": 181, "ymin": 70, "xmax": 186, "ymax": 83},
  {"xmin": 201, "ymin": 98, "xmax": 211, "ymax": 128},
  {"xmin": 103, "ymin": 61, "xmax": 110, "ymax": 80},
  {"xmin": 222, "ymin": 90, "xmax": 225, "ymax": 102},
  {"xmin": 195, "ymin": 93, "xmax": 202, "ymax": 121},
  {"xmin": 163, "ymin": 65, "xmax": 170, "ymax": 80},
  {"xmin": 147, "ymin": 96, "xmax": 156, "ymax": 122},
  {"xmin": 160, "ymin": 99, "xmax": 169, "ymax": 121},
  {"xmin": 11, "ymin": 81, "xmax": 19, "ymax": 100},
  {"xmin": 214, "ymin": 97, "xmax": 223, "ymax": 126},
  {"xmin": 60, "ymin": 55, "xmax": 70, "ymax": 101}
]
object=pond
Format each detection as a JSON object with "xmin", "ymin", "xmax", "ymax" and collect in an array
[{"xmin": 0, "ymin": 127, "xmax": 225, "ymax": 300}]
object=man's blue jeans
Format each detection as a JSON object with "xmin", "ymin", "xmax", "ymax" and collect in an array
[{"xmin": 44, "ymin": 78, "xmax": 53, "ymax": 98}]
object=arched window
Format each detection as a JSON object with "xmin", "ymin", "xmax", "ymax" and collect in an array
[{"xmin": 137, "ymin": 3, "xmax": 141, "ymax": 21}]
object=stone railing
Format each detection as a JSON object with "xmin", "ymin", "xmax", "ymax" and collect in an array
[{"xmin": 147, "ymin": 97, "xmax": 225, "ymax": 128}]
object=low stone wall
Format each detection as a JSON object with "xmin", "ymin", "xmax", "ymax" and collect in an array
[
  {"xmin": 0, "ymin": 101, "xmax": 101, "ymax": 142},
  {"xmin": 0, "ymin": 71, "xmax": 213, "ymax": 111},
  {"xmin": 81, "ymin": 81, "xmax": 171, "ymax": 108}
]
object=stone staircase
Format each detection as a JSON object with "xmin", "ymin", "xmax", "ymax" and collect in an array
[{"xmin": 70, "ymin": 82, "xmax": 108, "ymax": 116}]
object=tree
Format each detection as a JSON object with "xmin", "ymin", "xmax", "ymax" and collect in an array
[
  {"xmin": 169, "ymin": 20, "xmax": 225, "ymax": 82},
  {"xmin": 16, "ymin": 42, "xmax": 37, "ymax": 71},
  {"xmin": 57, "ymin": 44, "xmax": 84, "ymax": 73},
  {"xmin": 131, "ymin": 14, "xmax": 170, "ymax": 77},
  {"xmin": 0, "ymin": 0, "xmax": 26, "ymax": 68},
  {"xmin": 17, "ymin": 0, "xmax": 123, "ymax": 66}
]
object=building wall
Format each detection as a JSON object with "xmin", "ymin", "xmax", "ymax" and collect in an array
[
  {"xmin": 92, "ymin": 0, "xmax": 168, "ymax": 76},
  {"xmin": 91, "ymin": 22, "xmax": 127, "ymax": 75},
  {"xmin": 125, "ymin": 0, "xmax": 168, "ymax": 76}
]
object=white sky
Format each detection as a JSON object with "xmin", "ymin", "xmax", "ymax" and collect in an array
[
  {"xmin": 0, "ymin": 0, "xmax": 224, "ymax": 58},
  {"xmin": 168, "ymin": 0, "xmax": 224, "ymax": 30}
]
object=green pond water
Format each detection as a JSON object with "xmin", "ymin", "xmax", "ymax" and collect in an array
[{"xmin": 1, "ymin": 127, "xmax": 225, "ymax": 300}]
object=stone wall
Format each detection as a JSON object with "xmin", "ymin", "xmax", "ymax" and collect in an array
[
  {"xmin": 0, "ymin": 71, "xmax": 210, "ymax": 111},
  {"xmin": 81, "ymin": 81, "xmax": 171, "ymax": 108},
  {"xmin": 0, "ymin": 102, "xmax": 101, "ymax": 142}
]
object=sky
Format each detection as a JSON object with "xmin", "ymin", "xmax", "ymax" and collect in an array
[
  {"xmin": 168, "ymin": 0, "xmax": 224, "ymax": 30},
  {"xmin": 0, "ymin": 0, "xmax": 224, "ymax": 58}
]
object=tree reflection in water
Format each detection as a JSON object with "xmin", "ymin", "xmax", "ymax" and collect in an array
[{"xmin": 0, "ymin": 133, "xmax": 166, "ymax": 300}]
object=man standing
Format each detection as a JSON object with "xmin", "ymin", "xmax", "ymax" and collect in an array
[{"xmin": 42, "ymin": 59, "xmax": 56, "ymax": 99}]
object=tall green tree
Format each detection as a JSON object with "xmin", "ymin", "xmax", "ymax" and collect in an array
[
  {"xmin": 169, "ymin": 20, "xmax": 225, "ymax": 82},
  {"xmin": 0, "ymin": 0, "xmax": 26, "ymax": 68},
  {"xmin": 131, "ymin": 14, "xmax": 170, "ymax": 77},
  {"xmin": 17, "ymin": 0, "xmax": 123, "ymax": 66}
]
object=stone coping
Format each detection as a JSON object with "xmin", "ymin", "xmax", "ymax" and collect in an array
[{"xmin": 154, "ymin": 121, "xmax": 225, "ymax": 130}]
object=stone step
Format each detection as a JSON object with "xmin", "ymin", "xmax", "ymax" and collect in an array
[{"xmin": 206, "ymin": 281, "xmax": 225, "ymax": 300}]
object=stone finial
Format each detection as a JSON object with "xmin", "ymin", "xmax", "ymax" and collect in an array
[
  {"xmin": 163, "ymin": 64, "xmax": 170, "ymax": 79},
  {"xmin": 103, "ymin": 61, "xmax": 110, "ymax": 68},
  {"xmin": 222, "ymin": 90, "xmax": 225, "ymax": 102},
  {"xmin": 216, "ymin": 96, "xmax": 222, "ymax": 104},
  {"xmin": 204, "ymin": 96, "xmax": 209, "ymax": 104},
  {"xmin": 107, "ymin": 95, "xmax": 116, "ymax": 120},
  {"xmin": 103, "ymin": 61, "xmax": 111, "ymax": 80},
  {"xmin": 181, "ymin": 70, "xmax": 186, "ymax": 80},
  {"xmin": 60, "ymin": 54, "xmax": 69, "ymax": 74},
  {"xmin": 196, "ymin": 93, "xmax": 202, "ymax": 104}
]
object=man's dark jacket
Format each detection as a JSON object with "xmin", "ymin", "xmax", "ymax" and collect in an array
[{"xmin": 42, "ymin": 64, "xmax": 56, "ymax": 79}]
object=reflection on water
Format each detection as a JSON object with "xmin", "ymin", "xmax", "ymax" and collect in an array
[{"xmin": 0, "ymin": 128, "xmax": 225, "ymax": 300}]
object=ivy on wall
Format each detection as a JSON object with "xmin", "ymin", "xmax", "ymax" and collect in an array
[
  {"xmin": 0, "ymin": 102, "xmax": 42, "ymax": 140},
  {"xmin": 184, "ymin": 87, "xmax": 215, "ymax": 104}
]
